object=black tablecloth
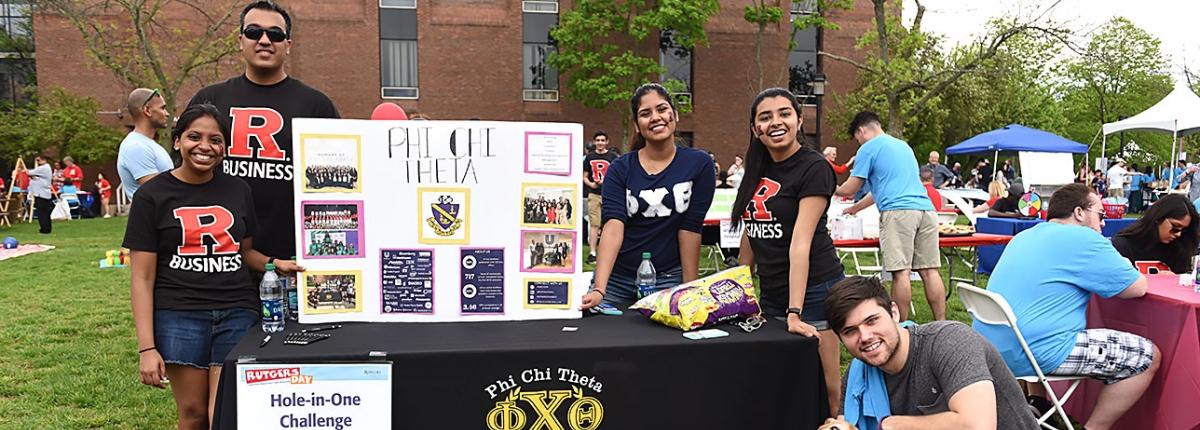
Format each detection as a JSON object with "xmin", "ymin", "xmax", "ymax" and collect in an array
[{"xmin": 213, "ymin": 309, "xmax": 828, "ymax": 429}]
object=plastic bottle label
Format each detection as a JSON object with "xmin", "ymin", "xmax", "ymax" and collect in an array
[{"xmin": 262, "ymin": 299, "xmax": 284, "ymax": 322}]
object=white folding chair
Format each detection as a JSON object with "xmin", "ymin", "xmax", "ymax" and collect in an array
[{"xmin": 956, "ymin": 283, "xmax": 1085, "ymax": 430}]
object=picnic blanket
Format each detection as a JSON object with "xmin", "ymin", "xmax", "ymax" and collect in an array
[{"xmin": 0, "ymin": 244, "xmax": 55, "ymax": 262}]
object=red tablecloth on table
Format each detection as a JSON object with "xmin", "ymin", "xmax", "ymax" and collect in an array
[
  {"xmin": 1056, "ymin": 274, "xmax": 1200, "ymax": 430},
  {"xmin": 832, "ymin": 233, "xmax": 1013, "ymax": 248}
]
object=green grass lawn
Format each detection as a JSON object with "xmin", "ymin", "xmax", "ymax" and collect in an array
[
  {"xmin": 0, "ymin": 217, "xmax": 178, "ymax": 428},
  {"xmin": 0, "ymin": 218, "xmax": 987, "ymax": 428}
]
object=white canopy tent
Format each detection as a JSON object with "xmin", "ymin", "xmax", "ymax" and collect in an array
[{"xmin": 1102, "ymin": 82, "xmax": 1200, "ymax": 186}]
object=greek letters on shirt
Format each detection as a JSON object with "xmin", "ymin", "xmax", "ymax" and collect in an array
[
  {"xmin": 626, "ymin": 181, "xmax": 694, "ymax": 217},
  {"xmin": 168, "ymin": 205, "xmax": 244, "ymax": 273},
  {"xmin": 743, "ymin": 178, "xmax": 785, "ymax": 240}
]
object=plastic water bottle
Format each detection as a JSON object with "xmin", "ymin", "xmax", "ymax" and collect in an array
[
  {"xmin": 285, "ymin": 256, "xmax": 298, "ymax": 321},
  {"xmin": 261, "ymin": 264, "xmax": 285, "ymax": 333},
  {"xmin": 636, "ymin": 252, "xmax": 657, "ymax": 299}
]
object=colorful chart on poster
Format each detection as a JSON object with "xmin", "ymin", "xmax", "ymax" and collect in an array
[{"xmin": 292, "ymin": 119, "xmax": 586, "ymax": 323}]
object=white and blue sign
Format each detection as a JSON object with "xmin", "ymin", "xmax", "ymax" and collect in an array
[{"xmin": 237, "ymin": 363, "xmax": 392, "ymax": 429}]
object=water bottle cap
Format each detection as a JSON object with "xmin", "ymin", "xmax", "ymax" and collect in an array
[
  {"xmin": 642, "ymin": 252, "xmax": 651, "ymax": 259},
  {"xmin": 265, "ymin": 263, "xmax": 275, "ymax": 271}
]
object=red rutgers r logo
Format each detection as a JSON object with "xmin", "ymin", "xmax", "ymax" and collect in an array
[
  {"xmin": 589, "ymin": 160, "xmax": 611, "ymax": 182},
  {"xmin": 228, "ymin": 107, "xmax": 286, "ymax": 160},
  {"xmin": 744, "ymin": 178, "xmax": 781, "ymax": 221},
  {"xmin": 173, "ymin": 206, "xmax": 240, "ymax": 256}
]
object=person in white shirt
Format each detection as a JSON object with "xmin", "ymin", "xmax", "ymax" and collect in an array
[{"xmin": 1106, "ymin": 159, "xmax": 1138, "ymax": 200}]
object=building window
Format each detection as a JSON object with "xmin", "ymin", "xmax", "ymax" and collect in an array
[
  {"xmin": 379, "ymin": 0, "xmax": 415, "ymax": 9},
  {"xmin": 523, "ymin": 5, "xmax": 558, "ymax": 102},
  {"xmin": 659, "ymin": 29, "xmax": 692, "ymax": 106},
  {"xmin": 380, "ymin": 8, "xmax": 417, "ymax": 99},
  {"xmin": 788, "ymin": 25, "xmax": 818, "ymax": 106},
  {"xmin": 677, "ymin": 132, "xmax": 694, "ymax": 148},
  {"xmin": 0, "ymin": 1, "xmax": 32, "ymax": 105},
  {"xmin": 790, "ymin": 0, "xmax": 816, "ymax": 15}
]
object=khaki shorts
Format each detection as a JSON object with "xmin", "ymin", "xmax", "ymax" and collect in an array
[
  {"xmin": 879, "ymin": 210, "xmax": 941, "ymax": 272},
  {"xmin": 1107, "ymin": 187, "xmax": 1123, "ymax": 198},
  {"xmin": 587, "ymin": 194, "xmax": 602, "ymax": 225}
]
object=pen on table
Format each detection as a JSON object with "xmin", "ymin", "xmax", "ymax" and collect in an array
[
  {"xmin": 260, "ymin": 335, "xmax": 271, "ymax": 348},
  {"xmin": 302, "ymin": 324, "xmax": 343, "ymax": 333}
]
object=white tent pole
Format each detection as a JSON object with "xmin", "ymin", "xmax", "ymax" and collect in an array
[
  {"xmin": 1171, "ymin": 122, "xmax": 1178, "ymax": 187},
  {"xmin": 994, "ymin": 150, "xmax": 1000, "ymax": 183}
]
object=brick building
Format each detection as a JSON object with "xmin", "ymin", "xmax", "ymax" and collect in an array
[{"xmin": 34, "ymin": 0, "xmax": 875, "ymax": 174}]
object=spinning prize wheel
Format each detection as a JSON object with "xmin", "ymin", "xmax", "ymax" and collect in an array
[{"xmin": 1017, "ymin": 192, "xmax": 1041, "ymax": 217}]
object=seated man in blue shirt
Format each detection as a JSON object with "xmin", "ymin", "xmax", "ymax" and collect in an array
[{"xmin": 974, "ymin": 183, "xmax": 1160, "ymax": 430}]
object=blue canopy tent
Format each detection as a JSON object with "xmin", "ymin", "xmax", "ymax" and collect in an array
[
  {"xmin": 947, "ymin": 124, "xmax": 1087, "ymax": 186},
  {"xmin": 947, "ymin": 124, "xmax": 1088, "ymax": 155}
]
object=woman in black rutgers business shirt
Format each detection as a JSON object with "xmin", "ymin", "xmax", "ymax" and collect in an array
[
  {"xmin": 123, "ymin": 104, "xmax": 303, "ymax": 430},
  {"xmin": 731, "ymin": 88, "xmax": 845, "ymax": 418}
]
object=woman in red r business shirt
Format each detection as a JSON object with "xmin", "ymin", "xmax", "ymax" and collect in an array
[
  {"xmin": 123, "ymin": 104, "xmax": 303, "ymax": 430},
  {"xmin": 95, "ymin": 172, "xmax": 112, "ymax": 218}
]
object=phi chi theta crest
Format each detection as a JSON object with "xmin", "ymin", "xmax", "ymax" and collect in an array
[{"xmin": 418, "ymin": 188, "xmax": 471, "ymax": 244}]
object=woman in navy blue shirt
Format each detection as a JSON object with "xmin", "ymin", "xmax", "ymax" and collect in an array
[{"xmin": 581, "ymin": 84, "xmax": 715, "ymax": 308}]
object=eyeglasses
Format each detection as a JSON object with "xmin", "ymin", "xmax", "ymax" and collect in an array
[
  {"xmin": 142, "ymin": 88, "xmax": 161, "ymax": 107},
  {"xmin": 243, "ymin": 25, "xmax": 288, "ymax": 43},
  {"xmin": 1170, "ymin": 225, "xmax": 1186, "ymax": 234},
  {"xmin": 1084, "ymin": 207, "xmax": 1105, "ymax": 216}
]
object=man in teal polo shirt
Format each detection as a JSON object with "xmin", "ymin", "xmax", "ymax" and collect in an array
[{"xmin": 835, "ymin": 111, "xmax": 946, "ymax": 321}]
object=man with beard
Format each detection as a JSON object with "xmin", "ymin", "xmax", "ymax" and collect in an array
[{"xmin": 817, "ymin": 276, "xmax": 1036, "ymax": 430}]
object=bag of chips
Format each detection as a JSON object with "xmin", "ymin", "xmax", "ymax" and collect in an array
[{"xmin": 630, "ymin": 266, "xmax": 761, "ymax": 331}]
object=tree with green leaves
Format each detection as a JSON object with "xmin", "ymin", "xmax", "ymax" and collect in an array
[
  {"xmin": 548, "ymin": 0, "xmax": 720, "ymax": 151},
  {"xmin": 1058, "ymin": 16, "xmax": 1172, "ymax": 164},
  {"xmin": 823, "ymin": 0, "xmax": 1069, "ymax": 140},
  {"xmin": 742, "ymin": 0, "xmax": 853, "ymax": 94},
  {"xmin": 0, "ymin": 87, "xmax": 124, "ymax": 165},
  {"xmin": 41, "ymin": 0, "xmax": 242, "ymax": 145}
]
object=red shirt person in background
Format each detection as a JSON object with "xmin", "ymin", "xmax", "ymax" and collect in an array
[
  {"xmin": 921, "ymin": 169, "xmax": 946, "ymax": 210},
  {"xmin": 63, "ymin": 157, "xmax": 84, "ymax": 191},
  {"xmin": 823, "ymin": 146, "xmax": 855, "ymax": 175},
  {"xmin": 95, "ymin": 172, "xmax": 112, "ymax": 218}
]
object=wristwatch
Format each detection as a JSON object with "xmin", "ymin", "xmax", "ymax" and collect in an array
[{"xmin": 786, "ymin": 307, "xmax": 803, "ymax": 317}]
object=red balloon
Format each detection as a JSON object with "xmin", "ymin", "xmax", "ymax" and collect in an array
[{"xmin": 371, "ymin": 103, "xmax": 408, "ymax": 120}]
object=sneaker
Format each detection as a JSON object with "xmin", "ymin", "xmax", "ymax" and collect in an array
[
  {"xmin": 586, "ymin": 254, "xmax": 596, "ymax": 264},
  {"xmin": 103, "ymin": 214, "xmax": 111, "ymax": 218}
]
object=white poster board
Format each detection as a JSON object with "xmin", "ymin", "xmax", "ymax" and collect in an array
[
  {"xmin": 1019, "ymin": 151, "xmax": 1076, "ymax": 187},
  {"xmin": 237, "ymin": 363, "xmax": 391, "ymax": 429},
  {"xmin": 292, "ymin": 119, "xmax": 587, "ymax": 323}
]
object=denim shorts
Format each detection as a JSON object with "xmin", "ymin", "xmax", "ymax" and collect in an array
[
  {"xmin": 154, "ymin": 308, "xmax": 258, "ymax": 369},
  {"xmin": 595, "ymin": 266, "xmax": 683, "ymax": 304},
  {"xmin": 758, "ymin": 273, "xmax": 845, "ymax": 331}
]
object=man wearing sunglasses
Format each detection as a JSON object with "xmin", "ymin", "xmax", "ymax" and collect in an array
[
  {"xmin": 117, "ymin": 87, "xmax": 173, "ymax": 199},
  {"xmin": 189, "ymin": 0, "xmax": 339, "ymax": 263},
  {"xmin": 974, "ymin": 183, "xmax": 1159, "ymax": 430}
]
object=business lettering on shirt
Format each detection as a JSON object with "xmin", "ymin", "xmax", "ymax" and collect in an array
[
  {"xmin": 483, "ymin": 367, "xmax": 604, "ymax": 430},
  {"xmin": 387, "ymin": 126, "xmax": 497, "ymax": 184},
  {"xmin": 169, "ymin": 205, "xmax": 244, "ymax": 273},
  {"xmin": 223, "ymin": 107, "xmax": 294, "ymax": 181},
  {"xmin": 743, "ymin": 178, "xmax": 784, "ymax": 239},
  {"xmin": 625, "ymin": 181, "xmax": 693, "ymax": 217}
]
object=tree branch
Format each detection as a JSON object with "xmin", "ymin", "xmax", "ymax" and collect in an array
[{"xmin": 818, "ymin": 51, "xmax": 881, "ymax": 75}]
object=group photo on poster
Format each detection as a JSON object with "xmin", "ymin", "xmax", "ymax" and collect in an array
[
  {"xmin": 304, "ymin": 271, "xmax": 363, "ymax": 314},
  {"xmin": 520, "ymin": 183, "xmax": 577, "ymax": 229},
  {"xmin": 520, "ymin": 230, "xmax": 576, "ymax": 273},
  {"xmin": 300, "ymin": 134, "xmax": 362, "ymax": 192},
  {"xmin": 301, "ymin": 201, "xmax": 365, "ymax": 259}
]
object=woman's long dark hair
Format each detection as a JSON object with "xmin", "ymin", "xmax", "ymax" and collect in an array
[
  {"xmin": 1116, "ymin": 194, "xmax": 1200, "ymax": 273},
  {"xmin": 627, "ymin": 83, "xmax": 679, "ymax": 152},
  {"xmin": 170, "ymin": 103, "xmax": 232, "ymax": 168},
  {"xmin": 730, "ymin": 88, "xmax": 815, "ymax": 227}
]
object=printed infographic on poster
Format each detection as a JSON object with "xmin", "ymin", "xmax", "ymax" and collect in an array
[{"xmin": 292, "ymin": 119, "xmax": 586, "ymax": 323}]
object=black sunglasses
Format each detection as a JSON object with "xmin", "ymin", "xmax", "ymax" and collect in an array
[
  {"xmin": 142, "ymin": 88, "xmax": 161, "ymax": 107},
  {"xmin": 242, "ymin": 25, "xmax": 287, "ymax": 43}
]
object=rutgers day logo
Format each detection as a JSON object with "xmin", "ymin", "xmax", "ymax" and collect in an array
[{"xmin": 484, "ymin": 367, "xmax": 604, "ymax": 430}]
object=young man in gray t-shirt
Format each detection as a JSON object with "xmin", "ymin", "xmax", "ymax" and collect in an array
[{"xmin": 818, "ymin": 276, "xmax": 1037, "ymax": 430}]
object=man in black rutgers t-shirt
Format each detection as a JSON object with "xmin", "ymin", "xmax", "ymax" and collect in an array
[
  {"xmin": 582, "ymin": 131, "xmax": 618, "ymax": 265},
  {"xmin": 189, "ymin": 1, "xmax": 339, "ymax": 260}
]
